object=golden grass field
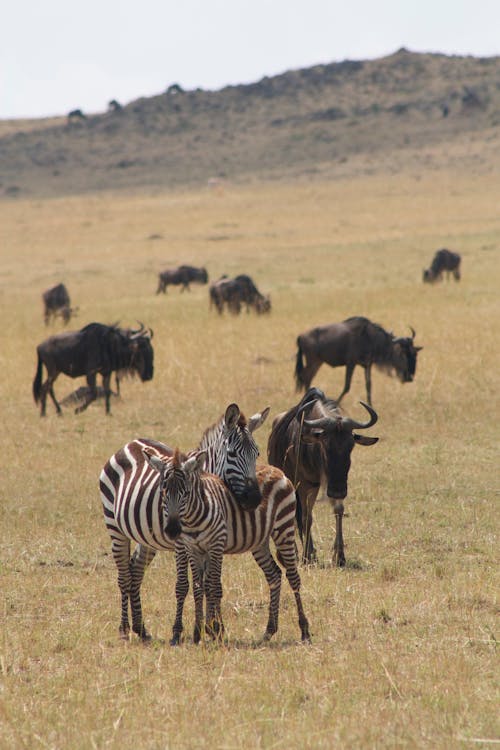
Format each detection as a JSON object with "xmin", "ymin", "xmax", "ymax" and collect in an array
[{"xmin": 0, "ymin": 168, "xmax": 498, "ymax": 749}]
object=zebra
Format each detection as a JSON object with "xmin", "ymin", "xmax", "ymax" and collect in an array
[
  {"xmin": 144, "ymin": 445, "xmax": 311, "ymax": 645},
  {"xmin": 99, "ymin": 403, "xmax": 270, "ymax": 641}
]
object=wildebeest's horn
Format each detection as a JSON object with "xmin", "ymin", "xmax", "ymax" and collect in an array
[
  {"xmin": 342, "ymin": 401, "xmax": 378, "ymax": 430},
  {"xmin": 303, "ymin": 415, "xmax": 342, "ymax": 431},
  {"xmin": 409, "ymin": 326, "xmax": 416, "ymax": 340},
  {"xmin": 129, "ymin": 321, "xmax": 146, "ymax": 338}
]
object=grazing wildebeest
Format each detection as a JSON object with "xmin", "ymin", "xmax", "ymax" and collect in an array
[
  {"xmin": 268, "ymin": 387, "xmax": 378, "ymax": 565},
  {"xmin": 67, "ymin": 109, "xmax": 86, "ymax": 122},
  {"xmin": 32, "ymin": 322, "xmax": 154, "ymax": 416},
  {"xmin": 423, "ymin": 248, "xmax": 461, "ymax": 283},
  {"xmin": 156, "ymin": 265, "xmax": 208, "ymax": 294},
  {"xmin": 209, "ymin": 274, "xmax": 271, "ymax": 315},
  {"xmin": 295, "ymin": 316, "xmax": 422, "ymax": 406},
  {"xmin": 42, "ymin": 283, "xmax": 75, "ymax": 325}
]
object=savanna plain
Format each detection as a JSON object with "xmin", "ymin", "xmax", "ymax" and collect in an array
[{"xmin": 0, "ymin": 168, "xmax": 498, "ymax": 749}]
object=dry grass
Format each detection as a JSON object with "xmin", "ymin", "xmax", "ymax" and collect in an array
[{"xmin": 0, "ymin": 168, "xmax": 498, "ymax": 749}]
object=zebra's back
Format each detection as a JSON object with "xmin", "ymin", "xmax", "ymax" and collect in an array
[{"xmin": 99, "ymin": 438, "xmax": 175, "ymax": 551}]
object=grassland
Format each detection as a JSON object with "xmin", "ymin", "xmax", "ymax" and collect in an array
[{"xmin": 0, "ymin": 167, "xmax": 498, "ymax": 749}]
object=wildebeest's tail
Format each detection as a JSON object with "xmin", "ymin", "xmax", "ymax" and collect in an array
[
  {"xmin": 295, "ymin": 337, "xmax": 306, "ymax": 392},
  {"xmin": 33, "ymin": 352, "xmax": 43, "ymax": 403}
]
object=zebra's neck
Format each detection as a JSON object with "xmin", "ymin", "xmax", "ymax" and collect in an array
[{"xmin": 197, "ymin": 418, "xmax": 224, "ymax": 474}]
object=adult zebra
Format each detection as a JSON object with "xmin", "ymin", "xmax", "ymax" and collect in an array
[
  {"xmin": 99, "ymin": 404, "xmax": 269, "ymax": 640},
  {"xmin": 144, "ymin": 446, "xmax": 311, "ymax": 644}
]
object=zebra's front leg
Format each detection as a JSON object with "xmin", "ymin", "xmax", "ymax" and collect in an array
[
  {"xmin": 130, "ymin": 544, "xmax": 157, "ymax": 640},
  {"xmin": 189, "ymin": 555, "xmax": 205, "ymax": 645},
  {"xmin": 171, "ymin": 544, "xmax": 189, "ymax": 646},
  {"xmin": 252, "ymin": 544, "xmax": 282, "ymax": 641},
  {"xmin": 332, "ymin": 500, "xmax": 346, "ymax": 567},
  {"xmin": 205, "ymin": 544, "xmax": 225, "ymax": 641}
]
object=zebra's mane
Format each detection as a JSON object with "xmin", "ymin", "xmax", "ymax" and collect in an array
[{"xmin": 197, "ymin": 411, "xmax": 248, "ymax": 450}]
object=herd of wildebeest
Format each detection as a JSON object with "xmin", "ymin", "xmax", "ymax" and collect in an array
[{"xmin": 32, "ymin": 246, "xmax": 461, "ymax": 643}]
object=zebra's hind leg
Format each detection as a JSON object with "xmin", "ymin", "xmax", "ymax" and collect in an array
[
  {"xmin": 171, "ymin": 545, "xmax": 189, "ymax": 646},
  {"xmin": 205, "ymin": 547, "xmax": 225, "ymax": 642},
  {"xmin": 277, "ymin": 543, "xmax": 311, "ymax": 643},
  {"xmin": 112, "ymin": 536, "xmax": 133, "ymax": 639},
  {"xmin": 252, "ymin": 543, "xmax": 282, "ymax": 641},
  {"xmin": 129, "ymin": 544, "xmax": 157, "ymax": 641},
  {"xmin": 189, "ymin": 556, "xmax": 205, "ymax": 645}
]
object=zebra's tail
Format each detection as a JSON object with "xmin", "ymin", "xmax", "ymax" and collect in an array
[
  {"xmin": 32, "ymin": 352, "xmax": 43, "ymax": 404},
  {"xmin": 294, "ymin": 338, "xmax": 305, "ymax": 392}
]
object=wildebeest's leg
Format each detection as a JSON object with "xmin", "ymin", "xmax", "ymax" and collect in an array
[
  {"xmin": 364, "ymin": 365, "xmax": 373, "ymax": 406},
  {"xmin": 252, "ymin": 542, "xmax": 282, "ymax": 641},
  {"xmin": 337, "ymin": 363, "xmax": 355, "ymax": 403},
  {"xmin": 171, "ymin": 545, "xmax": 189, "ymax": 646},
  {"xmin": 332, "ymin": 499, "xmax": 346, "ymax": 567},
  {"xmin": 46, "ymin": 377, "xmax": 63, "ymax": 415},
  {"xmin": 297, "ymin": 486, "xmax": 318, "ymax": 563},
  {"xmin": 75, "ymin": 373, "xmax": 98, "ymax": 414},
  {"xmin": 102, "ymin": 374, "xmax": 113, "ymax": 415},
  {"xmin": 275, "ymin": 538, "xmax": 311, "ymax": 642},
  {"xmin": 130, "ymin": 544, "xmax": 156, "ymax": 640}
]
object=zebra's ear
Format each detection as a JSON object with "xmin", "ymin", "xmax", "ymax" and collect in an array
[
  {"xmin": 182, "ymin": 450, "xmax": 207, "ymax": 474},
  {"xmin": 248, "ymin": 406, "xmax": 271, "ymax": 433},
  {"xmin": 224, "ymin": 403, "xmax": 240, "ymax": 431},
  {"xmin": 143, "ymin": 450, "xmax": 165, "ymax": 474}
]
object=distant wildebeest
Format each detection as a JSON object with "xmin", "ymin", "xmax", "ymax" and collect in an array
[
  {"xmin": 423, "ymin": 248, "xmax": 461, "ymax": 283},
  {"xmin": 295, "ymin": 316, "xmax": 422, "ymax": 406},
  {"xmin": 42, "ymin": 283, "xmax": 76, "ymax": 325},
  {"xmin": 33, "ymin": 322, "xmax": 154, "ymax": 416},
  {"xmin": 268, "ymin": 387, "xmax": 378, "ymax": 565},
  {"xmin": 156, "ymin": 265, "xmax": 209, "ymax": 294},
  {"xmin": 108, "ymin": 99, "xmax": 122, "ymax": 112},
  {"xmin": 67, "ymin": 109, "xmax": 86, "ymax": 122},
  {"xmin": 209, "ymin": 274, "xmax": 271, "ymax": 315}
]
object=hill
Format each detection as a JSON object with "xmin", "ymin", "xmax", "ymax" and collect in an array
[{"xmin": 1, "ymin": 48, "xmax": 500, "ymax": 199}]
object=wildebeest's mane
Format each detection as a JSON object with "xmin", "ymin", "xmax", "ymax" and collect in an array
[
  {"xmin": 343, "ymin": 316, "xmax": 395, "ymax": 366},
  {"xmin": 268, "ymin": 388, "xmax": 340, "ymax": 469}
]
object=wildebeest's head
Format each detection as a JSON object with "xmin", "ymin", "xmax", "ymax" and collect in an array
[
  {"xmin": 298, "ymin": 398, "xmax": 378, "ymax": 501},
  {"xmin": 391, "ymin": 327, "xmax": 422, "ymax": 383},
  {"xmin": 124, "ymin": 323, "xmax": 154, "ymax": 381}
]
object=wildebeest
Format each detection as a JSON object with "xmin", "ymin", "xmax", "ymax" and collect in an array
[
  {"xmin": 42, "ymin": 283, "xmax": 76, "ymax": 326},
  {"xmin": 267, "ymin": 387, "xmax": 378, "ymax": 565},
  {"xmin": 209, "ymin": 274, "xmax": 271, "ymax": 315},
  {"xmin": 67, "ymin": 109, "xmax": 86, "ymax": 122},
  {"xmin": 295, "ymin": 316, "xmax": 422, "ymax": 405},
  {"xmin": 423, "ymin": 248, "xmax": 461, "ymax": 283},
  {"xmin": 156, "ymin": 265, "xmax": 208, "ymax": 294},
  {"xmin": 32, "ymin": 322, "xmax": 154, "ymax": 416}
]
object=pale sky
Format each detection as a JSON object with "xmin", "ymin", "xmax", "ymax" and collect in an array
[{"xmin": 2, "ymin": 0, "xmax": 499, "ymax": 119}]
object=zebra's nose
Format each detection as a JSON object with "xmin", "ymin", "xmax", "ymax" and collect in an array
[
  {"xmin": 239, "ymin": 479, "xmax": 262, "ymax": 510},
  {"xmin": 165, "ymin": 516, "xmax": 182, "ymax": 539}
]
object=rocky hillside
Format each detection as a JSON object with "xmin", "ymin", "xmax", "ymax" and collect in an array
[{"xmin": 1, "ymin": 48, "xmax": 500, "ymax": 198}]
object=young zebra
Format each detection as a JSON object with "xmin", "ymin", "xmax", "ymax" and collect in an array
[
  {"xmin": 99, "ymin": 404, "xmax": 269, "ymax": 641},
  {"xmin": 145, "ymin": 446, "xmax": 311, "ymax": 645}
]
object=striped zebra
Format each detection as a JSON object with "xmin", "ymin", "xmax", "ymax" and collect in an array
[
  {"xmin": 99, "ymin": 404, "xmax": 269, "ymax": 641},
  {"xmin": 145, "ymin": 446, "xmax": 311, "ymax": 644}
]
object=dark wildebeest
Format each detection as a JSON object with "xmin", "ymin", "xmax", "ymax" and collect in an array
[
  {"xmin": 267, "ymin": 388, "xmax": 378, "ymax": 565},
  {"xmin": 67, "ymin": 109, "xmax": 86, "ymax": 122},
  {"xmin": 42, "ymin": 283, "xmax": 76, "ymax": 325},
  {"xmin": 423, "ymin": 248, "xmax": 461, "ymax": 283},
  {"xmin": 32, "ymin": 322, "xmax": 154, "ymax": 416},
  {"xmin": 156, "ymin": 265, "xmax": 208, "ymax": 294},
  {"xmin": 295, "ymin": 316, "xmax": 422, "ymax": 406},
  {"xmin": 209, "ymin": 274, "xmax": 271, "ymax": 315}
]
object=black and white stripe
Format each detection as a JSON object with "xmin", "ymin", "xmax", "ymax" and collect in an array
[
  {"xmin": 146, "ymin": 449, "xmax": 311, "ymax": 644},
  {"xmin": 99, "ymin": 404, "xmax": 269, "ymax": 640}
]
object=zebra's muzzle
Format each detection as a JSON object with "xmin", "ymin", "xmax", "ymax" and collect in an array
[
  {"xmin": 165, "ymin": 516, "xmax": 182, "ymax": 539},
  {"xmin": 236, "ymin": 479, "xmax": 262, "ymax": 510}
]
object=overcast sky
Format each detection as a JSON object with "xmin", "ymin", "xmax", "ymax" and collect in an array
[{"xmin": 2, "ymin": 0, "xmax": 499, "ymax": 119}]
